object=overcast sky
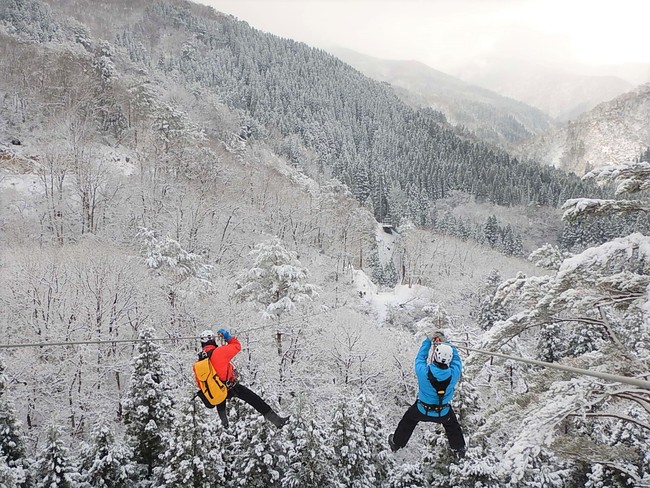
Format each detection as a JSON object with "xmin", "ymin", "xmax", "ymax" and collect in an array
[{"xmin": 197, "ymin": 0, "xmax": 650, "ymax": 74}]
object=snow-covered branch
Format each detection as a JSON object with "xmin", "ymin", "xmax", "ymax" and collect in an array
[{"xmin": 561, "ymin": 198, "xmax": 650, "ymax": 221}]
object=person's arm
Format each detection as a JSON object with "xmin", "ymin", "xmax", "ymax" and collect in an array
[
  {"xmin": 414, "ymin": 337, "xmax": 432, "ymax": 377},
  {"xmin": 449, "ymin": 345, "xmax": 463, "ymax": 384},
  {"xmin": 217, "ymin": 328, "xmax": 241, "ymax": 362}
]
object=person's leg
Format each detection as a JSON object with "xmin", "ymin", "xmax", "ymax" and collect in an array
[
  {"xmin": 230, "ymin": 384, "xmax": 272, "ymax": 415},
  {"xmin": 216, "ymin": 400, "xmax": 229, "ymax": 428},
  {"xmin": 391, "ymin": 403, "xmax": 427, "ymax": 450},
  {"xmin": 441, "ymin": 407, "xmax": 466, "ymax": 452},
  {"xmin": 232, "ymin": 384, "xmax": 289, "ymax": 428}
]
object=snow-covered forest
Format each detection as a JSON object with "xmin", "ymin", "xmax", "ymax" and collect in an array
[{"xmin": 0, "ymin": 0, "xmax": 649, "ymax": 486}]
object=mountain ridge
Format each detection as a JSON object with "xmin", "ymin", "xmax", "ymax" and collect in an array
[
  {"xmin": 328, "ymin": 46, "xmax": 557, "ymax": 149},
  {"xmin": 515, "ymin": 82, "xmax": 650, "ymax": 175}
]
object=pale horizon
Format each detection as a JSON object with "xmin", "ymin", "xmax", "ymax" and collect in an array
[{"xmin": 197, "ymin": 0, "xmax": 650, "ymax": 77}]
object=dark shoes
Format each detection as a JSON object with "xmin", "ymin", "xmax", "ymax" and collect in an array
[
  {"xmin": 264, "ymin": 410, "xmax": 289, "ymax": 428},
  {"xmin": 388, "ymin": 434, "xmax": 399, "ymax": 452}
]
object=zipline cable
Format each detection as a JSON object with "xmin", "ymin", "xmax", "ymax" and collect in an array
[
  {"xmin": 2, "ymin": 312, "xmax": 648, "ymax": 390},
  {"xmin": 457, "ymin": 343, "xmax": 650, "ymax": 390}
]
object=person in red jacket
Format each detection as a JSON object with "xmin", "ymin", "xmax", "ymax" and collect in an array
[{"xmin": 194, "ymin": 328, "xmax": 289, "ymax": 429}]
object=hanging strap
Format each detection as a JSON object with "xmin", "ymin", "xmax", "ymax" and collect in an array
[{"xmin": 419, "ymin": 368, "xmax": 452, "ymax": 416}]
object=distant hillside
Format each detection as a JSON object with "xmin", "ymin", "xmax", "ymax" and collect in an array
[
  {"xmin": 1, "ymin": 0, "xmax": 602, "ymax": 226},
  {"xmin": 516, "ymin": 83, "xmax": 650, "ymax": 175},
  {"xmin": 329, "ymin": 47, "xmax": 557, "ymax": 149},
  {"xmin": 455, "ymin": 57, "xmax": 634, "ymax": 120}
]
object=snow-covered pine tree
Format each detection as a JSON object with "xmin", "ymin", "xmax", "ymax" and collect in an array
[
  {"xmin": 138, "ymin": 225, "xmax": 214, "ymax": 331},
  {"xmin": 233, "ymin": 238, "xmax": 318, "ymax": 364},
  {"xmin": 139, "ymin": 227, "xmax": 212, "ymax": 285},
  {"xmin": 0, "ymin": 453, "xmax": 23, "ymax": 488},
  {"xmin": 0, "ymin": 359, "xmax": 29, "ymax": 483},
  {"xmin": 326, "ymin": 398, "xmax": 376, "ymax": 488},
  {"xmin": 233, "ymin": 238, "xmax": 318, "ymax": 322},
  {"xmin": 420, "ymin": 428, "xmax": 456, "ymax": 486},
  {"xmin": 446, "ymin": 441, "xmax": 502, "ymax": 488},
  {"xmin": 386, "ymin": 463, "xmax": 427, "ymax": 488},
  {"xmin": 483, "ymin": 215, "xmax": 499, "ymax": 247},
  {"xmin": 32, "ymin": 425, "xmax": 82, "ymax": 488},
  {"xmin": 78, "ymin": 423, "xmax": 134, "ymax": 487},
  {"xmin": 467, "ymin": 160, "xmax": 650, "ymax": 486},
  {"xmin": 475, "ymin": 269, "xmax": 508, "ymax": 331},
  {"xmin": 230, "ymin": 412, "xmax": 287, "ymax": 488},
  {"xmin": 358, "ymin": 393, "xmax": 394, "ymax": 486},
  {"xmin": 121, "ymin": 327, "xmax": 176, "ymax": 481},
  {"xmin": 281, "ymin": 415, "xmax": 332, "ymax": 488},
  {"xmin": 155, "ymin": 397, "xmax": 227, "ymax": 488}
]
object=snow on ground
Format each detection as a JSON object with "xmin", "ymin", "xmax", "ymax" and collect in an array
[
  {"xmin": 0, "ymin": 174, "xmax": 42, "ymax": 195},
  {"xmin": 353, "ymin": 268, "xmax": 437, "ymax": 324}
]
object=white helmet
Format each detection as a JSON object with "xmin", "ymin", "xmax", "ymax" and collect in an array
[
  {"xmin": 433, "ymin": 343, "xmax": 453, "ymax": 366},
  {"xmin": 199, "ymin": 330, "xmax": 215, "ymax": 343}
]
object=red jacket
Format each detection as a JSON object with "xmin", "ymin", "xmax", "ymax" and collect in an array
[{"xmin": 194, "ymin": 336, "xmax": 241, "ymax": 387}]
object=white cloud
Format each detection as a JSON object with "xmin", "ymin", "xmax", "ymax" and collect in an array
[{"xmin": 198, "ymin": 0, "xmax": 650, "ymax": 71}]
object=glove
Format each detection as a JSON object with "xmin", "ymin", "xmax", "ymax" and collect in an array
[
  {"xmin": 217, "ymin": 328, "xmax": 232, "ymax": 341},
  {"xmin": 431, "ymin": 331, "xmax": 446, "ymax": 343}
]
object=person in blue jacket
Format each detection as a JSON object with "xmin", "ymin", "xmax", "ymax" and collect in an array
[{"xmin": 388, "ymin": 331, "xmax": 466, "ymax": 458}]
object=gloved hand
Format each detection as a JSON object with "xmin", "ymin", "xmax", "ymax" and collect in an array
[
  {"xmin": 430, "ymin": 331, "xmax": 446, "ymax": 343},
  {"xmin": 217, "ymin": 328, "xmax": 232, "ymax": 341}
]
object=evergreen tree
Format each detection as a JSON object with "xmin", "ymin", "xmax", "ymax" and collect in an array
[
  {"xmin": 0, "ymin": 453, "xmax": 22, "ymax": 488},
  {"xmin": 281, "ymin": 415, "xmax": 332, "ymax": 488},
  {"xmin": 386, "ymin": 463, "xmax": 427, "ymax": 488},
  {"xmin": 421, "ymin": 429, "xmax": 457, "ymax": 486},
  {"xmin": 78, "ymin": 423, "xmax": 133, "ymax": 487},
  {"xmin": 465, "ymin": 160, "xmax": 650, "ymax": 486},
  {"xmin": 121, "ymin": 328, "xmax": 176, "ymax": 480},
  {"xmin": 358, "ymin": 394, "xmax": 394, "ymax": 486},
  {"xmin": 233, "ymin": 238, "xmax": 318, "ymax": 321},
  {"xmin": 446, "ymin": 442, "xmax": 502, "ymax": 488},
  {"xmin": 327, "ymin": 398, "xmax": 376, "ymax": 488},
  {"xmin": 156, "ymin": 398, "xmax": 227, "ymax": 488},
  {"xmin": 476, "ymin": 270, "xmax": 507, "ymax": 330},
  {"xmin": 536, "ymin": 322, "xmax": 567, "ymax": 363},
  {"xmin": 32, "ymin": 425, "xmax": 82, "ymax": 488},
  {"xmin": 230, "ymin": 412, "xmax": 287, "ymax": 488},
  {"xmin": 483, "ymin": 215, "xmax": 499, "ymax": 247},
  {"xmin": 0, "ymin": 359, "xmax": 29, "ymax": 479}
]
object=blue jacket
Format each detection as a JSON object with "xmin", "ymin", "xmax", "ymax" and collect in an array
[{"xmin": 414, "ymin": 337, "xmax": 462, "ymax": 417}]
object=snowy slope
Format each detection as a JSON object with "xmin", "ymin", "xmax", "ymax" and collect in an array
[
  {"xmin": 515, "ymin": 83, "xmax": 650, "ymax": 175},
  {"xmin": 330, "ymin": 47, "xmax": 557, "ymax": 148}
]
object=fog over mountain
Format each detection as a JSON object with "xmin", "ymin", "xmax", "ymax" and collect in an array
[
  {"xmin": 515, "ymin": 83, "xmax": 650, "ymax": 175},
  {"xmin": 330, "ymin": 47, "xmax": 558, "ymax": 149},
  {"xmin": 453, "ymin": 56, "xmax": 639, "ymax": 120}
]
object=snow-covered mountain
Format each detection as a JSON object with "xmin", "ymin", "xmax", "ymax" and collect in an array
[
  {"xmin": 454, "ymin": 57, "xmax": 635, "ymax": 121},
  {"xmin": 330, "ymin": 47, "xmax": 557, "ymax": 149},
  {"xmin": 516, "ymin": 83, "xmax": 650, "ymax": 175}
]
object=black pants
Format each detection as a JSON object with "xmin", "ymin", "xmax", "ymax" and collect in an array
[
  {"xmin": 216, "ymin": 383, "xmax": 272, "ymax": 416},
  {"xmin": 393, "ymin": 402, "xmax": 465, "ymax": 450}
]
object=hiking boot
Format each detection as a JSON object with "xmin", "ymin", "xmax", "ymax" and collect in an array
[
  {"xmin": 264, "ymin": 410, "xmax": 289, "ymax": 428},
  {"xmin": 388, "ymin": 434, "xmax": 398, "ymax": 452}
]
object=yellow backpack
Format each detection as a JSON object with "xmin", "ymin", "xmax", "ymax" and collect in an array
[{"xmin": 193, "ymin": 351, "xmax": 228, "ymax": 407}]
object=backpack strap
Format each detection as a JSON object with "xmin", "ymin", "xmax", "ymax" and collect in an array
[{"xmin": 419, "ymin": 368, "xmax": 452, "ymax": 416}]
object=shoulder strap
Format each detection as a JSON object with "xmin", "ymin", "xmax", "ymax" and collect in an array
[{"xmin": 427, "ymin": 367, "xmax": 451, "ymax": 408}]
